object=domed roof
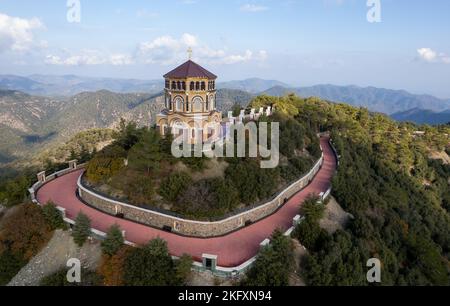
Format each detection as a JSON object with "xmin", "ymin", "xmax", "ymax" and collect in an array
[{"xmin": 163, "ymin": 60, "xmax": 217, "ymax": 79}]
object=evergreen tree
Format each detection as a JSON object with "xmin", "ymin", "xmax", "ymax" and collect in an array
[
  {"xmin": 243, "ymin": 230, "xmax": 294, "ymax": 286},
  {"xmin": 123, "ymin": 238, "xmax": 176, "ymax": 286},
  {"xmin": 128, "ymin": 129, "xmax": 161, "ymax": 175},
  {"xmin": 42, "ymin": 202, "xmax": 67, "ymax": 230},
  {"xmin": 174, "ymin": 254, "xmax": 193, "ymax": 285},
  {"xmin": 72, "ymin": 212, "xmax": 91, "ymax": 247},
  {"xmin": 101, "ymin": 224, "xmax": 124, "ymax": 256}
]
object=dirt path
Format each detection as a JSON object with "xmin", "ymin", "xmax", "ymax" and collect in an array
[{"xmin": 7, "ymin": 229, "xmax": 102, "ymax": 286}]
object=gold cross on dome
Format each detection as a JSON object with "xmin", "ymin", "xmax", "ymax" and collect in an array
[{"xmin": 187, "ymin": 47, "xmax": 193, "ymax": 60}]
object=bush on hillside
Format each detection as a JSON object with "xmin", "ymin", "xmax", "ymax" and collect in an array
[
  {"xmin": 42, "ymin": 201, "xmax": 67, "ymax": 230},
  {"xmin": 101, "ymin": 224, "xmax": 124, "ymax": 256},
  {"xmin": 72, "ymin": 212, "xmax": 91, "ymax": 247}
]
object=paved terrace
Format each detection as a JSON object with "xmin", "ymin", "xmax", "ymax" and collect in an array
[{"xmin": 36, "ymin": 137, "xmax": 336, "ymax": 267}]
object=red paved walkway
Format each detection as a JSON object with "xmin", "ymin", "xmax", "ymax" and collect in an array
[{"xmin": 37, "ymin": 137, "xmax": 336, "ymax": 267}]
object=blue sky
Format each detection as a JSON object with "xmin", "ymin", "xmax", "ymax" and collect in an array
[{"xmin": 1, "ymin": 0, "xmax": 450, "ymax": 97}]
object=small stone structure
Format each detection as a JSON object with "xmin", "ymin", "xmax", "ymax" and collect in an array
[
  {"xmin": 37, "ymin": 171, "xmax": 46, "ymax": 183},
  {"xmin": 202, "ymin": 254, "xmax": 218, "ymax": 271}
]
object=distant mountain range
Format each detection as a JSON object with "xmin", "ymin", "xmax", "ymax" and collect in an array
[
  {"xmin": 0, "ymin": 88, "xmax": 251, "ymax": 164},
  {"xmin": 391, "ymin": 108, "xmax": 450, "ymax": 125},
  {"xmin": 218, "ymin": 78, "xmax": 291, "ymax": 93},
  {"xmin": 0, "ymin": 74, "xmax": 163, "ymax": 96},
  {"xmin": 262, "ymin": 85, "xmax": 450, "ymax": 115},
  {"xmin": 2, "ymin": 74, "xmax": 449, "ymax": 118},
  {"xmin": 2, "ymin": 74, "xmax": 450, "ymax": 152}
]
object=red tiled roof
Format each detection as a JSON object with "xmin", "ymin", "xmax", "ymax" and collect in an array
[{"xmin": 163, "ymin": 60, "xmax": 217, "ymax": 79}]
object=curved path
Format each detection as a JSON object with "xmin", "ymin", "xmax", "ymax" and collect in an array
[{"xmin": 37, "ymin": 137, "xmax": 336, "ymax": 267}]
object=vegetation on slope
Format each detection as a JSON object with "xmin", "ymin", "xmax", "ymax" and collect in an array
[
  {"xmin": 245, "ymin": 94, "xmax": 450, "ymax": 286},
  {"xmin": 0, "ymin": 204, "xmax": 61, "ymax": 285},
  {"xmin": 84, "ymin": 113, "xmax": 320, "ymax": 220}
]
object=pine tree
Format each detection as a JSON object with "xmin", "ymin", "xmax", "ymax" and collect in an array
[
  {"xmin": 42, "ymin": 202, "xmax": 66, "ymax": 230},
  {"xmin": 101, "ymin": 224, "xmax": 124, "ymax": 256},
  {"xmin": 72, "ymin": 212, "xmax": 91, "ymax": 247},
  {"xmin": 128, "ymin": 129, "xmax": 161, "ymax": 175}
]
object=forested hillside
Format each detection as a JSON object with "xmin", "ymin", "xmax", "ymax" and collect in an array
[
  {"xmin": 0, "ymin": 89, "xmax": 251, "ymax": 165},
  {"xmin": 2, "ymin": 93, "xmax": 449, "ymax": 286},
  {"xmin": 249, "ymin": 94, "xmax": 450, "ymax": 285},
  {"xmin": 263, "ymin": 85, "xmax": 450, "ymax": 115}
]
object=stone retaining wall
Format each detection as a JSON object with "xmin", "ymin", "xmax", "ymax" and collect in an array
[{"xmin": 77, "ymin": 152, "xmax": 324, "ymax": 238}]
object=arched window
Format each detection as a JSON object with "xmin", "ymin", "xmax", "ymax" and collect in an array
[
  {"xmin": 165, "ymin": 80, "xmax": 169, "ymax": 89},
  {"xmin": 201, "ymin": 81, "xmax": 206, "ymax": 90},
  {"xmin": 192, "ymin": 96, "xmax": 203, "ymax": 112},
  {"xmin": 190, "ymin": 82, "xmax": 195, "ymax": 91},
  {"xmin": 172, "ymin": 81, "xmax": 176, "ymax": 90},
  {"xmin": 195, "ymin": 81, "xmax": 200, "ymax": 91},
  {"xmin": 182, "ymin": 81, "xmax": 186, "ymax": 90},
  {"xmin": 174, "ymin": 96, "xmax": 184, "ymax": 112},
  {"xmin": 177, "ymin": 81, "xmax": 181, "ymax": 90}
]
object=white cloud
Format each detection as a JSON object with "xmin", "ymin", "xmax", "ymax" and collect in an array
[
  {"xmin": 0, "ymin": 13, "xmax": 43, "ymax": 53},
  {"xmin": 109, "ymin": 54, "xmax": 133, "ymax": 66},
  {"xmin": 137, "ymin": 33, "xmax": 267, "ymax": 65},
  {"xmin": 240, "ymin": 4, "xmax": 269, "ymax": 12},
  {"xmin": 45, "ymin": 50, "xmax": 133, "ymax": 66},
  {"xmin": 417, "ymin": 48, "xmax": 450, "ymax": 64},
  {"xmin": 45, "ymin": 33, "xmax": 266, "ymax": 67}
]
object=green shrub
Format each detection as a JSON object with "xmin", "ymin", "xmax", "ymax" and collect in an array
[
  {"xmin": 243, "ymin": 230, "xmax": 294, "ymax": 286},
  {"xmin": 101, "ymin": 224, "xmax": 124, "ymax": 256},
  {"xmin": 0, "ymin": 250, "xmax": 26, "ymax": 286},
  {"xmin": 293, "ymin": 219, "xmax": 329, "ymax": 251},
  {"xmin": 300, "ymin": 196, "xmax": 325, "ymax": 222},
  {"xmin": 159, "ymin": 172, "xmax": 192, "ymax": 202},
  {"xmin": 42, "ymin": 202, "xmax": 67, "ymax": 230},
  {"xmin": 72, "ymin": 212, "xmax": 91, "ymax": 247},
  {"xmin": 0, "ymin": 175, "xmax": 31, "ymax": 207},
  {"xmin": 123, "ymin": 238, "xmax": 176, "ymax": 286},
  {"xmin": 181, "ymin": 156, "xmax": 206, "ymax": 171},
  {"xmin": 40, "ymin": 268, "xmax": 102, "ymax": 286},
  {"xmin": 174, "ymin": 254, "xmax": 193, "ymax": 285},
  {"xmin": 174, "ymin": 178, "xmax": 240, "ymax": 219}
]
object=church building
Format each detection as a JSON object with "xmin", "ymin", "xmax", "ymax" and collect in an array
[{"xmin": 156, "ymin": 52, "xmax": 222, "ymax": 144}]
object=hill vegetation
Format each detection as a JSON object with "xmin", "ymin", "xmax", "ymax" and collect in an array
[
  {"xmin": 263, "ymin": 84, "xmax": 450, "ymax": 115},
  {"xmin": 1, "ymin": 91, "xmax": 449, "ymax": 286},
  {"xmin": 0, "ymin": 89, "xmax": 251, "ymax": 165},
  {"xmin": 84, "ymin": 113, "xmax": 321, "ymax": 220},
  {"xmin": 244, "ymin": 94, "xmax": 450, "ymax": 286}
]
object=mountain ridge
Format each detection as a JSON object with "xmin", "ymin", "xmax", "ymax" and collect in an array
[
  {"xmin": 0, "ymin": 88, "xmax": 251, "ymax": 164},
  {"xmin": 262, "ymin": 84, "xmax": 450, "ymax": 115},
  {"xmin": 392, "ymin": 108, "xmax": 450, "ymax": 125}
]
